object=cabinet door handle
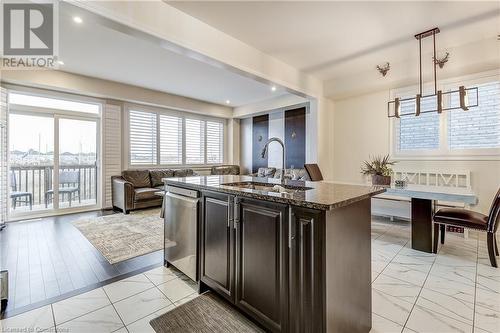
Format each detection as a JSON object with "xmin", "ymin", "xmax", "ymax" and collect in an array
[
  {"xmin": 227, "ymin": 197, "xmax": 234, "ymax": 228},
  {"xmin": 289, "ymin": 209, "xmax": 293, "ymax": 248},
  {"xmin": 233, "ymin": 197, "xmax": 240, "ymax": 229}
]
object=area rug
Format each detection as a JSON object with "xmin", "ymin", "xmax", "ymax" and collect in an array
[
  {"xmin": 150, "ymin": 292, "xmax": 264, "ymax": 333},
  {"xmin": 72, "ymin": 209, "xmax": 163, "ymax": 264}
]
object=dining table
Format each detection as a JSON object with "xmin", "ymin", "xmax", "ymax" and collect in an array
[{"xmin": 382, "ymin": 184, "xmax": 478, "ymax": 253}]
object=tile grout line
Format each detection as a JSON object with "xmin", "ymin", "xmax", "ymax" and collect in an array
[
  {"xmin": 401, "ymin": 233, "xmax": 480, "ymax": 331},
  {"xmin": 108, "ymin": 272, "xmax": 179, "ymax": 326},
  {"xmin": 120, "ymin": 301, "xmax": 174, "ymax": 330},
  {"xmin": 399, "ymin": 230, "xmax": 438, "ymax": 330},
  {"xmin": 472, "ymin": 234, "xmax": 479, "ymax": 332},
  {"xmin": 372, "ymin": 225, "xmax": 415, "ymax": 325},
  {"xmin": 102, "ymin": 286, "xmax": 127, "ymax": 332},
  {"xmin": 50, "ymin": 304, "xmax": 56, "ymax": 330},
  {"xmin": 52, "ymin": 289, "xmax": 112, "ymax": 327},
  {"xmin": 112, "ymin": 272, "xmax": 191, "ymax": 329},
  {"xmin": 103, "ymin": 276, "xmax": 159, "ymax": 303},
  {"xmin": 371, "ymin": 220, "xmax": 414, "ymax": 331}
]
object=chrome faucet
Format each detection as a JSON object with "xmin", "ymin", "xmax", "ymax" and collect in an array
[{"xmin": 261, "ymin": 137, "xmax": 286, "ymax": 183}]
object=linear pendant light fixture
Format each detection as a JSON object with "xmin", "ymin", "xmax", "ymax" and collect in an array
[{"xmin": 388, "ymin": 27, "xmax": 479, "ymax": 118}]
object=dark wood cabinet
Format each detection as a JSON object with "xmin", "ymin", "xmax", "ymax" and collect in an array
[
  {"xmin": 235, "ymin": 198, "xmax": 289, "ymax": 332},
  {"xmin": 199, "ymin": 191, "xmax": 330, "ymax": 332},
  {"xmin": 199, "ymin": 191, "xmax": 235, "ymax": 302},
  {"xmin": 289, "ymin": 207, "xmax": 326, "ymax": 333}
]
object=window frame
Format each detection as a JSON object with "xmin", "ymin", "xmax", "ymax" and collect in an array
[
  {"xmin": 6, "ymin": 86, "xmax": 102, "ymax": 120},
  {"xmin": 390, "ymin": 70, "xmax": 500, "ymax": 161},
  {"xmin": 124, "ymin": 103, "xmax": 226, "ymax": 168},
  {"xmin": 5, "ymin": 86, "xmax": 103, "ymax": 215}
]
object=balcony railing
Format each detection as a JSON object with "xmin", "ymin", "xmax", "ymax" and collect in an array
[{"xmin": 10, "ymin": 164, "xmax": 97, "ymax": 209}]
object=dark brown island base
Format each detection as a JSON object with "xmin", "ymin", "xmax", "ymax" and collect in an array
[{"xmin": 163, "ymin": 175, "xmax": 385, "ymax": 333}]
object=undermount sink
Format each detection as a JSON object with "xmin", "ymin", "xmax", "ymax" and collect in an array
[{"xmin": 222, "ymin": 181, "xmax": 312, "ymax": 194}]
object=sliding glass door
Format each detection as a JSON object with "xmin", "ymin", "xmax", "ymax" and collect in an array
[
  {"xmin": 9, "ymin": 113, "xmax": 55, "ymax": 212},
  {"xmin": 8, "ymin": 91, "xmax": 101, "ymax": 217},
  {"xmin": 56, "ymin": 117, "xmax": 98, "ymax": 209}
]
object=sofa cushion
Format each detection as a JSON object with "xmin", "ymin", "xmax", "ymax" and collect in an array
[
  {"xmin": 122, "ymin": 170, "xmax": 151, "ymax": 188},
  {"xmin": 273, "ymin": 168, "xmax": 310, "ymax": 181},
  {"xmin": 150, "ymin": 169, "xmax": 175, "ymax": 187},
  {"xmin": 211, "ymin": 165, "xmax": 240, "ymax": 175},
  {"xmin": 134, "ymin": 188, "xmax": 159, "ymax": 201},
  {"xmin": 174, "ymin": 169, "xmax": 197, "ymax": 177},
  {"xmin": 257, "ymin": 167, "xmax": 276, "ymax": 177}
]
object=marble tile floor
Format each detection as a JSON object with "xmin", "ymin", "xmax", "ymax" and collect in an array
[
  {"xmin": 1, "ymin": 217, "xmax": 499, "ymax": 333},
  {"xmin": 370, "ymin": 217, "xmax": 499, "ymax": 333}
]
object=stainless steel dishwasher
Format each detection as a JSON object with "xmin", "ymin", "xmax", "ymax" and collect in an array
[{"xmin": 164, "ymin": 185, "xmax": 199, "ymax": 281}]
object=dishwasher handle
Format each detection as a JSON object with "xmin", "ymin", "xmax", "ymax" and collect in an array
[{"xmin": 165, "ymin": 192, "xmax": 200, "ymax": 206}]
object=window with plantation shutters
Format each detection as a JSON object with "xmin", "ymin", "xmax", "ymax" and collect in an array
[
  {"xmin": 127, "ymin": 106, "xmax": 226, "ymax": 167},
  {"xmin": 447, "ymin": 81, "xmax": 500, "ymax": 150},
  {"xmin": 160, "ymin": 115, "xmax": 182, "ymax": 164},
  {"xmin": 396, "ymin": 96, "xmax": 440, "ymax": 151},
  {"xmin": 185, "ymin": 118, "xmax": 205, "ymax": 164},
  {"xmin": 206, "ymin": 121, "xmax": 224, "ymax": 164},
  {"xmin": 129, "ymin": 110, "xmax": 157, "ymax": 165}
]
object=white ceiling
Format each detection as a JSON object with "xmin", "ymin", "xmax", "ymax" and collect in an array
[
  {"xmin": 58, "ymin": 3, "xmax": 288, "ymax": 107},
  {"xmin": 169, "ymin": 1, "xmax": 500, "ymax": 81}
]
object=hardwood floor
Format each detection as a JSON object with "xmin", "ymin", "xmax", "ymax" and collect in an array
[{"xmin": 0, "ymin": 210, "xmax": 163, "ymax": 318}]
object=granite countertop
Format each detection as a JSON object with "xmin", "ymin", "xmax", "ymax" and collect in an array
[{"xmin": 163, "ymin": 175, "xmax": 385, "ymax": 210}]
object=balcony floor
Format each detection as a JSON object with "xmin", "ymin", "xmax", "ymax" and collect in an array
[{"xmin": 9, "ymin": 199, "xmax": 98, "ymax": 215}]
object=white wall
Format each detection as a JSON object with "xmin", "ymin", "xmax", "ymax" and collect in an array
[
  {"xmin": 1, "ymin": 70, "xmax": 232, "ymax": 118},
  {"xmin": 325, "ymin": 37, "xmax": 500, "ymax": 100},
  {"xmin": 227, "ymin": 118, "xmax": 240, "ymax": 166},
  {"xmin": 240, "ymin": 117, "xmax": 253, "ymax": 174},
  {"xmin": 333, "ymin": 89, "xmax": 500, "ymax": 214}
]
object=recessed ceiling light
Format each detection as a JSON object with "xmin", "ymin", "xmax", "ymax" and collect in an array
[
  {"xmin": 73, "ymin": 16, "xmax": 83, "ymax": 24},
  {"xmin": 271, "ymin": 86, "xmax": 277, "ymax": 92},
  {"xmin": 57, "ymin": 60, "xmax": 64, "ymax": 65},
  {"xmin": 225, "ymin": 100, "xmax": 231, "ymax": 104}
]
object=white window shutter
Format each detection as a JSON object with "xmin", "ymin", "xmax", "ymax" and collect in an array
[
  {"xmin": 0, "ymin": 88, "xmax": 8, "ymax": 224},
  {"xmin": 397, "ymin": 96, "xmax": 440, "ymax": 151},
  {"xmin": 103, "ymin": 103, "xmax": 122, "ymax": 208},
  {"xmin": 159, "ymin": 115, "xmax": 182, "ymax": 164},
  {"xmin": 185, "ymin": 118, "xmax": 205, "ymax": 164},
  {"xmin": 206, "ymin": 121, "xmax": 224, "ymax": 164},
  {"xmin": 448, "ymin": 81, "xmax": 500, "ymax": 149},
  {"xmin": 129, "ymin": 110, "xmax": 157, "ymax": 165}
]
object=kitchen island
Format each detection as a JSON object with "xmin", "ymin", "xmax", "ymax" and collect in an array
[{"xmin": 163, "ymin": 175, "xmax": 385, "ymax": 333}]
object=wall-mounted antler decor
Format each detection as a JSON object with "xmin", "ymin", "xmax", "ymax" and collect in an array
[
  {"xmin": 376, "ymin": 62, "xmax": 390, "ymax": 77},
  {"xmin": 434, "ymin": 52, "xmax": 449, "ymax": 69}
]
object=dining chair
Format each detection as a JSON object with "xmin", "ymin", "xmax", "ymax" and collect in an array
[
  {"xmin": 433, "ymin": 187, "xmax": 500, "ymax": 267},
  {"xmin": 304, "ymin": 163, "xmax": 323, "ymax": 181}
]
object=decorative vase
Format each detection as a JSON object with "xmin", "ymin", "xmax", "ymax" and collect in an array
[{"xmin": 371, "ymin": 175, "xmax": 391, "ymax": 186}]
